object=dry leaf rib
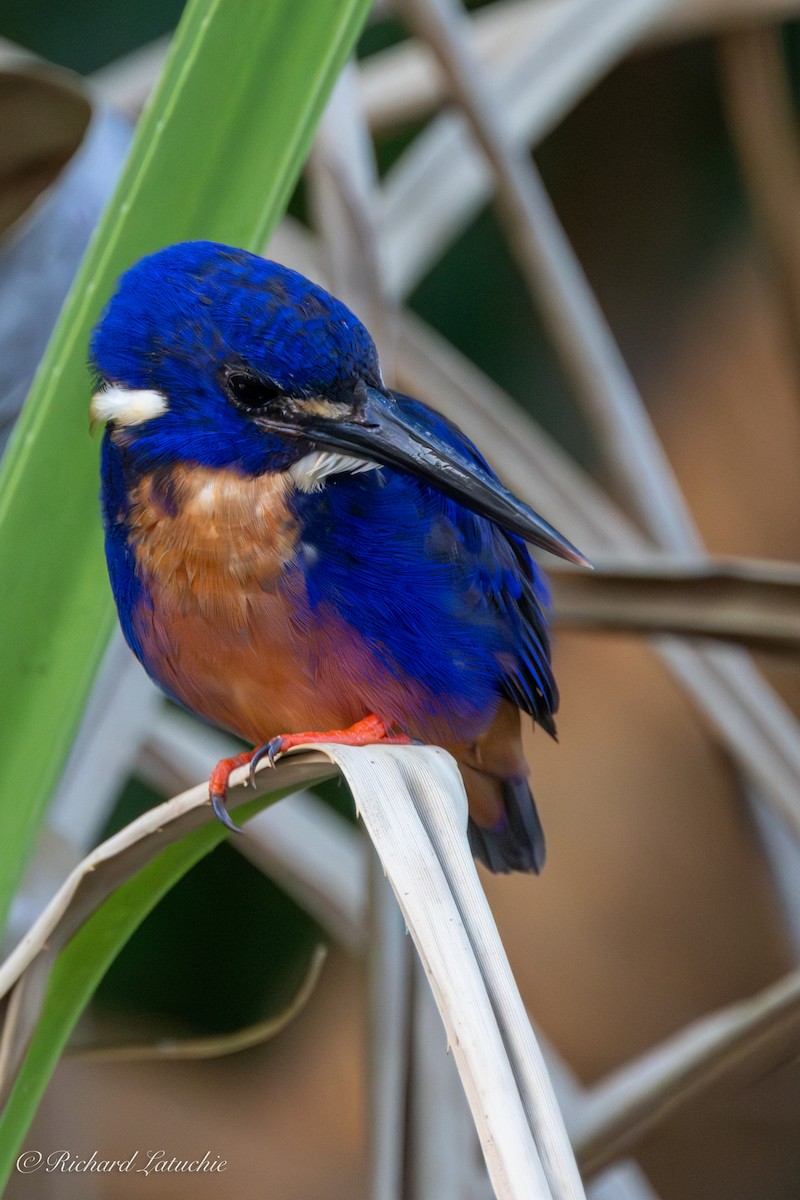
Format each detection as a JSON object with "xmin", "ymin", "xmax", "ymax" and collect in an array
[{"xmin": 549, "ymin": 558, "xmax": 800, "ymax": 651}]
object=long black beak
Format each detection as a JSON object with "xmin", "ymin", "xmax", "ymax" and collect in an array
[{"xmin": 267, "ymin": 383, "xmax": 590, "ymax": 566}]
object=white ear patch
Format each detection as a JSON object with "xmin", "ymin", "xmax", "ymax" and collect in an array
[
  {"xmin": 90, "ymin": 384, "xmax": 168, "ymax": 427},
  {"xmin": 289, "ymin": 451, "xmax": 378, "ymax": 493}
]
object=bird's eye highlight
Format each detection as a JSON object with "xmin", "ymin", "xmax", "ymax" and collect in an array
[{"xmin": 227, "ymin": 372, "xmax": 284, "ymax": 413}]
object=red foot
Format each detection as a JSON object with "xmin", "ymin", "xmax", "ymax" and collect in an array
[
  {"xmin": 208, "ymin": 749, "xmax": 256, "ymax": 833},
  {"xmin": 249, "ymin": 713, "xmax": 412, "ymax": 783},
  {"xmin": 208, "ymin": 716, "xmax": 413, "ymax": 834},
  {"xmin": 272, "ymin": 713, "xmax": 411, "ymax": 753}
]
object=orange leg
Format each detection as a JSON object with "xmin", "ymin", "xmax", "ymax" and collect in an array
[
  {"xmin": 208, "ymin": 750, "xmax": 256, "ymax": 834},
  {"xmin": 248, "ymin": 713, "xmax": 413, "ymax": 784},
  {"xmin": 208, "ymin": 716, "xmax": 413, "ymax": 835}
]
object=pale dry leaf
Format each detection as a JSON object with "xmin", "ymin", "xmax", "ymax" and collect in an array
[
  {"xmin": 137, "ymin": 707, "xmax": 368, "ymax": 955},
  {"xmin": 327, "ymin": 742, "xmax": 583, "ymax": 1200},
  {"xmin": 378, "ymin": 0, "xmax": 671, "ymax": 300},
  {"xmin": 574, "ymin": 964, "xmax": 800, "ymax": 1173},
  {"xmin": 358, "ymin": 0, "xmax": 800, "ymax": 135},
  {"xmin": 550, "ymin": 557, "xmax": 800, "ymax": 652},
  {"xmin": 0, "ymin": 742, "xmax": 581, "ymax": 1200},
  {"xmin": 0, "ymin": 754, "xmax": 337, "ymax": 1103}
]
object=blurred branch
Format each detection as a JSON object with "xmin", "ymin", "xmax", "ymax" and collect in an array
[
  {"xmin": 573, "ymin": 964, "xmax": 800, "ymax": 1173},
  {"xmin": 717, "ymin": 25, "xmax": 800, "ymax": 379},
  {"xmin": 401, "ymin": 0, "xmax": 698, "ymax": 553},
  {"xmin": 361, "ymin": 0, "xmax": 800, "ymax": 134},
  {"xmin": 6, "ymin": 638, "xmax": 160, "ymax": 955},
  {"xmin": 88, "ymin": 2, "xmax": 800, "ymax": 130},
  {"xmin": 379, "ymin": 0, "xmax": 667, "ymax": 299},
  {"xmin": 242, "ymin": 799, "xmax": 367, "ymax": 956},
  {"xmin": 586, "ymin": 1164, "xmax": 663, "ymax": 1200},
  {"xmin": 363, "ymin": 0, "xmax": 621, "ymax": 134},
  {"xmin": 390, "ymin": 306, "xmax": 800, "ymax": 843},
  {"xmin": 307, "ymin": 63, "xmax": 391, "ymax": 353},
  {"xmin": 550, "ymin": 556, "xmax": 800, "ymax": 651},
  {"xmin": 368, "ymin": 860, "xmax": 414, "ymax": 1200}
]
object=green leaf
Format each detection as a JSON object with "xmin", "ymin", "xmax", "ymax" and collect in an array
[
  {"xmin": 0, "ymin": 791, "xmax": 280, "ymax": 1190},
  {"xmin": 96, "ymin": 779, "xmax": 323, "ymax": 1033},
  {"xmin": 0, "ymin": 0, "xmax": 371, "ymax": 932}
]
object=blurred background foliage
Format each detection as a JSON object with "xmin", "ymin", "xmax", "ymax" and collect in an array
[
  {"xmin": 94, "ymin": 776, "xmax": 350, "ymax": 1034},
  {"xmin": 4, "ymin": 1, "xmax": 800, "ymax": 1198},
  {"xmin": 8, "ymin": 0, "xmax": 761, "ymax": 1039},
  {"xmin": 4, "ymin": 0, "xmax": 767, "ymax": 463}
]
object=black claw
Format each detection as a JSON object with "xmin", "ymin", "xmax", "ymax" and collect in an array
[
  {"xmin": 248, "ymin": 744, "xmax": 268, "ymax": 785},
  {"xmin": 248, "ymin": 737, "xmax": 284, "ymax": 786},
  {"xmin": 266, "ymin": 737, "xmax": 284, "ymax": 766},
  {"xmin": 211, "ymin": 792, "xmax": 244, "ymax": 835}
]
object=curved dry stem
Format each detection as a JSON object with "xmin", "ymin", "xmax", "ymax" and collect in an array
[
  {"xmin": 66, "ymin": 945, "xmax": 328, "ymax": 1063},
  {"xmin": 400, "ymin": 0, "xmax": 698, "ymax": 552},
  {"xmin": 574, "ymin": 964, "xmax": 800, "ymax": 1173},
  {"xmin": 550, "ymin": 556, "xmax": 800, "ymax": 651}
]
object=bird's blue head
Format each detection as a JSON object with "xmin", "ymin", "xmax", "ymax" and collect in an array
[
  {"xmin": 90, "ymin": 241, "xmax": 588, "ymax": 563},
  {"xmin": 90, "ymin": 240, "xmax": 383, "ymax": 474}
]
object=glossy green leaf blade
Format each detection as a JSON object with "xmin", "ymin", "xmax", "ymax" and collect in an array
[{"xmin": 0, "ymin": 0, "xmax": 371, "ymax": 931}]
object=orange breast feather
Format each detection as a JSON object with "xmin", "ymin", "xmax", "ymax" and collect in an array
[{"xmin": 125, "ymin": 465, "xmax": 428, "ymax": 743}]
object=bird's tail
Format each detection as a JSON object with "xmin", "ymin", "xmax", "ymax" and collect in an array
[{"xmin": 467, "ymin": 776, "xmax": 546, "ymax": 875}]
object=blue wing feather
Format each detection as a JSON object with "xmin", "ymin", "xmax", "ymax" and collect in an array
[
  {"xmin": 295, "ymin": 391, "xmax": 558, "ymax": 739},
  {"xmin": 392, "ymin": 392, "xmax": 558, "ymax": 732}
]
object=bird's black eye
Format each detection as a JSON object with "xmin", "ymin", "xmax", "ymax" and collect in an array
[{"xmin": 226, "ymin": 371, "xmax": 284, "ymax": 413}]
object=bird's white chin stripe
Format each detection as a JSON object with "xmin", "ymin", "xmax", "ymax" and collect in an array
[
  {"xmin": 90, "ymin": 384, "xmax": 169, "ymax": 427},
  {"xmin": 289, "ymin": 451, "xmax": 378, "ymax": 493}
]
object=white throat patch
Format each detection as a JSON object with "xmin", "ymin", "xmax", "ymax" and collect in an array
[
  {"xmin": 90, "ymin": 384, "xmax": 169, "ymax": 427},
  {"xmin": 289, "ymin": 451, "xmax": 378, "ymax": 493}
]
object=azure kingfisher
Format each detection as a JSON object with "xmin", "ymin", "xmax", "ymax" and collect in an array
[{"xmin": 89, "ymin": 241, "xmax": 588, "ymax": 874}]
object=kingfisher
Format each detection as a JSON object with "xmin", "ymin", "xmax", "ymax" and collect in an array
[{"xmin": 89, "ymin": 241, "xmax": 587, "ymax": 874}]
